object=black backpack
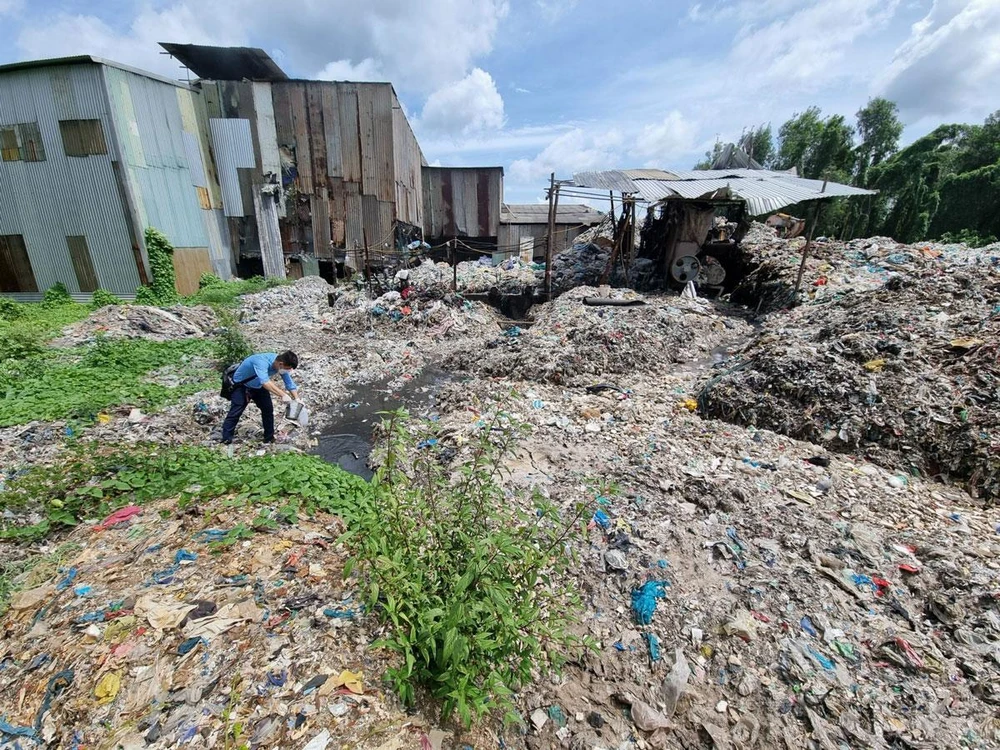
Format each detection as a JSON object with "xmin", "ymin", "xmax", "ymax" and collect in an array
[{"xmin": 220, "ymin": 364, "xmax": 254, "ymax": 400}]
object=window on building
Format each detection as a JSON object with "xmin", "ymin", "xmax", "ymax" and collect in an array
[
  {"xmin": 59, "ymin": 119, "xmax": 108, "ymax": 157},
  {"xmin": 0, "ymin": 122, "xmax": 46, "ymax": 162},
  {"xmin": 67, "ymin": 236, "xmax": 98, "ymax": 293},
  {"xmin": 0, "ymin": 235, "xmax": 38, "ymax": 293}
]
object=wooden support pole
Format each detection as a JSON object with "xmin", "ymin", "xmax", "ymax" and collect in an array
[
  {"xmin": 451, "ymin": 238, "xmax": 457, "ymax": 292},
  {"xmin": 363, "ymin": 228, "xmax": 372, "ymax": 297},
  {"xmin": 544, "ymin": 172, "xmax": 556, "ymax": 299},
  {"xmin": 793, "ymin": 180, "xmax": 828, "ymax": 303}
]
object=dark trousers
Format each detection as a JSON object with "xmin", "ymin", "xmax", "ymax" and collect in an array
[{"xmin": 222, "ymin": 385, "xmax": 274, "ymax": 442}]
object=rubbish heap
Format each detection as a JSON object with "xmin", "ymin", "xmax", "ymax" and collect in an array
[
  {"xmin": 702, "ymin": 255, "xmax": 1000, "ymax": 501},
  {"xmin": 404, "ymin": 257, "xmax": 540, "ymax": 295},
  {"xmin": 444, "ymin": 286, "xmax": 752, "ymax": 385},
  {"xmin": 51, "ymin": 305, "xmax": 217, "ymax": 346},
  {"xmin": 239, "ymin": 276, "xmax": 335, "ymax": 330},
  {"xmin": 731, "ymin": 221, "xmax": 1000, "ymax": 313},
  {"xmin": 327, "ymin": 288, "xmax": 500, "ymax": 339},
  {"xmin": 547, "ymin": 243, "xmax": 627, "ymax": 293}
]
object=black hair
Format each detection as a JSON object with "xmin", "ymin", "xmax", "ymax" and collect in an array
[{"xmin": 277, "ymin": 350, "xmax": 299, "ymax": 369}]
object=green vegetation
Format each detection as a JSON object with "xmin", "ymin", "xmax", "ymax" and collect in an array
[
  {"xmin": 42, "ymin": 282, "xmax": 73, "ymax": 307},
  {"xmin": 0, "ymin": 336, "xmax": 214, "ymax": 426},
  {"xmin": 0, "ymin": 443, "xmax": 370, "ymax": 542},
  {"xmin": 0, "ymin": 293, "xmax": 89, "ymax": 361},
  {"xmin": 135, "ymin": 227, "xmax": 179, "ymax": 305},
  {"xmin": 90, "ymin": 289, "xmax": 124, "ymax": 309},
  {"xmin": 345, "ymin": 410, "xmax": 592, "ymax": 726},
  {"xmin": 185, "ymin": 275, "xmax": 288, "ymax": 309},
  {"xmin": 697, "ymin": 101, "xmax": 1000, "ymax": 244},
  {"xmin": 213, "ymin": 310, "xmax": 252, "ymax": 368}
]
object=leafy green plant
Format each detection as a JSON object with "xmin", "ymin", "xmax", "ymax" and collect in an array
[
  {"xmin": 939, "ymin": 229, "xmax": 998, "ymax": 247},
  {"xmin": 0, "ymin": 337, "xmax": 215, "ymax": 426},
  {"xmin": 135, "ymin": 227, "xmax": 179, "ymax": 305},
  {"xmin": 0, "ymin": 298, "xmax": 26, "ymax": 321},
  {"xmin": 42, "ymin": 282, "xmax": 73, "ymax": 307},
  {"xmin": 344, "ymin": 409, "xmax": 592, "ymax": 726},
  {"xmin": 0, "ymin": 324, "xmax": 45, "ymax": 360},
  {"xmin": 185, "ymin": 276, "xmax": 289, "ymax": 309},
  {"xmin": 199, "ymin": 273, "xmax": 225, "ymax": 289},
  {"xmin": 214, "ymin": 311, "xmax": 252, "ymax": 369},
  {"xmin": 0, "ymin": 444, "xmax": 372, "ymax": 541},
  {"xmin": 90, "ymin": 289, "xmax": 124, "ymax": 309}
]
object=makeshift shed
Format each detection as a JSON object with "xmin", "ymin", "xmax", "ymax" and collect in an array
[
  {"xmin": 566, "ymin": 168, "xmax": 875, "ymax": 291},
  {"xmin": 498, "ymin": 203, "xmax": 604, "ymax": 261},
  {"xmin": 421, "ymin": 166, "xmax": 503, "ymax": 248}
]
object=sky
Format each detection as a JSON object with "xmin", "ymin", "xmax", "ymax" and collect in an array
[{"xmin": 1, "ymin": 0, "xmax": 998, "ymax": 205}]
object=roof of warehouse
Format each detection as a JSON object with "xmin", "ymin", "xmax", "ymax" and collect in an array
[
  {"xmin": 568, "ymin": 168, "xmax": 875, "ymax": 216},
  {"xmin": 0, "ymin": 55, "xmax": 196, "ymax": 89},
  {"xmin": 501, "ymin": 203, "xmax": 604, "ymax": 225},
  {"xmin": 158, "ymin": 43, "xmax": 288, "ymax": 81}
]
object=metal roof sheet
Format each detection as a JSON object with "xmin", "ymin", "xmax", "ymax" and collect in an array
[
  {"xmin": 0, "ymin": 55, "xmax": 195, "ymax": 90},
  {"xmin": 569, "ymin": 168, "xmax": 875, "ymax": 216},
  {"xmin": 501, "ymin": 203, "xmax": 603, "ymax": 225},
  {"xmin": 158, "ymin": 43, "xmax": 288, "ymax": 82}
]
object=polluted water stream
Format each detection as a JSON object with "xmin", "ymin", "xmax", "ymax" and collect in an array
[{"xmin": 311, "ymin": 367, "xmax": 458, "ymax": 479}]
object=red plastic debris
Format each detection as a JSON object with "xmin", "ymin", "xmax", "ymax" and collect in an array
[
  {"xmin": 750, "ymin": 610, "xmax": 771, "ymax": 623},
  {"xmin": 895, "ymin": 637, "xmax": 925, "ymax": 669},
  {"xmin": 872, "ymin": 576, "xmax": 892, "ymax": 596},
  {"xmin": 813, "ymin": 276, "xmax": 828, "ymax": 286},
  {"xmin": 93, "ymin": 505, "xmax": 142, "ymax": 530},
  {"xmin": 898, "ymin": 564, "xmax": 921, "ymax": 574}
]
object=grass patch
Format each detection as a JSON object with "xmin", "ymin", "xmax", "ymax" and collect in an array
[
  {"xmin": 0, "ymin": 337, "xmax": 215, "ymax": 427},
  {"xmin": 184, "ymin": 275, "xmax": 289, "ymax": 309},
  {"xmin": 0, "ymin": 444, "xmax": 372, "ymax": 542},
  {"xmin": 0, "ymin": 300, "xmax": 90, "ymax": 360}
]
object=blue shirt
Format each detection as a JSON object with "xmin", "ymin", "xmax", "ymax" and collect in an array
[{"xmin": 233, "ymin": 353, "xmax": 297, "ymax": 391}]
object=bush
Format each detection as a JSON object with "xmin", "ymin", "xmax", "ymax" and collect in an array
[
  {"xmin": 939, "ymin": 229, "xmax": 999, "ymax": 248},
  {"xmin": 90, "ymin": 289, "xmax": 124, "ymax": 309},
  {"xmin": 135, "ymin": 227, "xmax": 179, "ymax": 305},
  {"xmin": 198, "ymin": 273, "xmax": 225, "ymax": 289},
  {"xmin": 345, "ymin": 409, "xmax": 591, "ymax": 726},
  {"xmin": 0, "ymin": 298, "xmax": 26, "ymax": 321},
  {"xmin": 42, "ymin": 283, "xmax": 73, "ymax": 307},
  {"xmin": 185, "ymin": 276, "xmax": 288, "ymax": 309},
  {"xmin": 214, "ymin": 311, "xmax": 252, "ymax": 368},
  {"xmin": 0, "ymin": 324, "xmax": 45, "ymax": 361}
]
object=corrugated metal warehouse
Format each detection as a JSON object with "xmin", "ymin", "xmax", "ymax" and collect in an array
[
  {"xmin": 421, "ymin": 166, "xmax": 503, "ymax": 244},
  {"xmin": 498, "ymin": 204, "xmax": 604, "ymax": 260},
  {"xmin": 0, "ymin": 55, "xmax": 232, "ymax": 299}
]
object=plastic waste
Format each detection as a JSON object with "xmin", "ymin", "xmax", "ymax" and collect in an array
[
  {"xmin": 661, "ymin": 648, "xmax": 690, "ymax": 717},
  {"xmin": 631, "ymin": 580, "xmax": 669, "ymax": 625}
]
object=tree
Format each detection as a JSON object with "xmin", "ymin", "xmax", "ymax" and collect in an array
[
  {"xmin": 773, "ymin": 107, "xmax": 854, "ymax": 180},
  {"xmin": 694, "ymin": 139, "xmax": 724, "ymax": 170},
  {"xmin": 854, "ymin": 98, "xmax": 904, "ymax": 183},
  {"xmin": 739, "ymin": 125, "xmax": 774, "ymax": 167}
]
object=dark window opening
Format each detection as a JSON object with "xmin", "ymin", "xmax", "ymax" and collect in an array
[
  {"xmin": 67, "ymin": 236, "xmax": 98, "ymax": 292},
  {"xmin": 0, "ymin": 122, "xmax": 46, "ymax": 162},
  {"xmin": 0, "ymin": 235, "xmax": 38, "ymax": 293},
  {"xmin": 59, "ymin": 119, "xmax": 108, "ymax": 157}
]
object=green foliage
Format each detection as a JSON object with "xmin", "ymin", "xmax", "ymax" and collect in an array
[
  {"xmin": 185, "ymin": 276, "xmax": 288, "ymax": 309},
  {"xmin": 773, "ymin": 106, "xmax": 854, "ymax": 180},
  {"xmin": 0, "ymin": 300, "xmax": 89, "ymax": 362},
  {"xmin": 693, "ymin": 139, "xmax": 725, "ymax": 170},
  {"xmin": 345, "ymin": 409, "xmax": 591, "ymax": 726},
  {"xmin": 854, "ymin": 97, "xmax": 903, "ymax": 184},
  {"xmin": 938, "ymin": 229, "xmax": 998, "ymax": 248},
  {"xmin": 198, "ymin": 273, "xmax": 225, "ymax": 289},
  {"xmin": 0, "ymin": 444, "xmax": 371, "ymax": 542},
  {"xmin": 214, "ymin": 311, "xmax": 252, "ymax": 369},
  {"xmin": 90, "ymin": 289, "xmax": 124, "ymax": 309},
  {"xmin": 136, "ymin": 227, "xmax": 179, "ymax": 305},
  {"xmin": 0, "ymin": 337, "xmax": 215, "ymax": 426},
  {"xmin": 42, "ymin": 282, "xmax": 73, "ymax": 307},
  {"xmin": 741, "ymin": 124, "xmax": 773, "ymax": 167}
]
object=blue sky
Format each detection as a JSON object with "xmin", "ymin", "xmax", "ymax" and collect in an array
[{"xmin": 1, "ymin": 0, "xmax": 998, "ymax": 204}]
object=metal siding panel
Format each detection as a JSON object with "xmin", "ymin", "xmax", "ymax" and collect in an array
[
  {"xmin": 209, "ymin": 118, "xmax": 256, "ymax": 217},
  {"xmin": 337, "ymin": 85, "xmax": 361, "ymax": 184},
  {"xmin": 345, "ymin": 187, "xmax": 362, "ymax": 267},
  {"xmin": 0, "ymin": 63, "xmax": 138, "ymax": 296},
  {"xmin": 183, "ymin": 131, "xmax": 207, "ymax": 187},
  {"xmin": 306, "ymin": 83, "xmax": 327, "ymax": 186},
  {"xmin": 252, "ymin": 82, "xmax": 280, "ymax": 178},
  {"xmin": 370, "ymin": 84, "xmax": 394, "ymax": 203},
  {"xmin": 357, "ymin": 85, "xmax": 377, "ymax": 197},
  {"xmin": 288, "ymin": 82, "xmax": 312, "ymax": 194},
  {"xmin": 322, "ymin": 85, "xmax": 342, "ymax": 178},
  {"xmin": 201, "ymin": 208, "xmax": 234, "ymax": 279}
]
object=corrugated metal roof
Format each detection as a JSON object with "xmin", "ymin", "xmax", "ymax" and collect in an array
[
  {"xmin": 209, "ymin": 118, "xmax": 256, "ymax": 217},
  {"xmin": 158, "ymin": 43, "xmax": 288, "ymax": 82},
  {"xmin": 0, "ymin": 55, "xmax": 195, "ymax": 90},
  {"xmin": 569, "ymin": 168, "xmax": 876, "ymax": 216},
  {"xmin": 500, "ymin": 203, "xmax": 604, "ymax": 225}
]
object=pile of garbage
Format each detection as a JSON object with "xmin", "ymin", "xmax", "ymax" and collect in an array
[
  {"xmin": 426, "ymin": 376, "xmax": 1000, "ymax": 749},
  {"xmin": 404, "ymin": 257, "xmax": 540, "ymax": 295},
  {"xmin": 52, "ymin": 305, "xmax": 217, "ymax": 346},
  {"xmin": 0, "ymin": 495, "xmax": 440, "ymax": 750},
  {"xmin": 239, "ymin": 276, "xmax": 335, "ymax": 330},
  {"xmin": 327, "ymin": 288, "xmax": 501, "ymax": 339},
  {"xmin": 731, "ymin": 222, "xmax": 1000, "ymax": 314},
  {"xmin": 444, "ymin": 287, "xmax": 751, "ymax": 385},
  {"xmin": 701, "ymin": 271, "xmax": 1000, "ymax": 500}
]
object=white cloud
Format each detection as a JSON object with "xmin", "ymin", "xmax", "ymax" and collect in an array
[
  {"xmin": 636, "ymin": 111, "xmax": 698, "ymax": 165},
  {"xmin": 728, "ymin": 0, "xmax": 900, "ymax": 86},
  {"xmin": 878, "ymin": 0, "xmax": 1000, "ymax": 118},
  {"xmin": 536, "ymin": 0, "xmax": 578, "ymax": 22},
  {"xmin": 508, "ymin": 127, "xmax": 624, "ymax": 183},
  {"xmin": 418, "ymin": 68, "xmax": 505, "ymax": 137},
  {"xmin": 313, "ymin": 58, "xmax": 386, "ymax": 82},
  {"xmin": 0, "ymin": 0, "xmax": 23, "ymax": 16},
  {"xmin": 13, "ymin": 0, "xmax": 509, "ymax": 93}
]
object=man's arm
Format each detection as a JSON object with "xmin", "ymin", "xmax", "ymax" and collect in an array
[{"xmin": 280, "ymin": 371, "xmax": 298, "ymax": 398}]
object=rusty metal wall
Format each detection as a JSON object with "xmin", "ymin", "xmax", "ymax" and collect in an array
[
  {"xmin": 421, "ymin": 166, "xmax": 503, "ymax": 239},
  {"xmin": 498, "ymin": 223, "xmax": 587, "ymax": 258}
]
